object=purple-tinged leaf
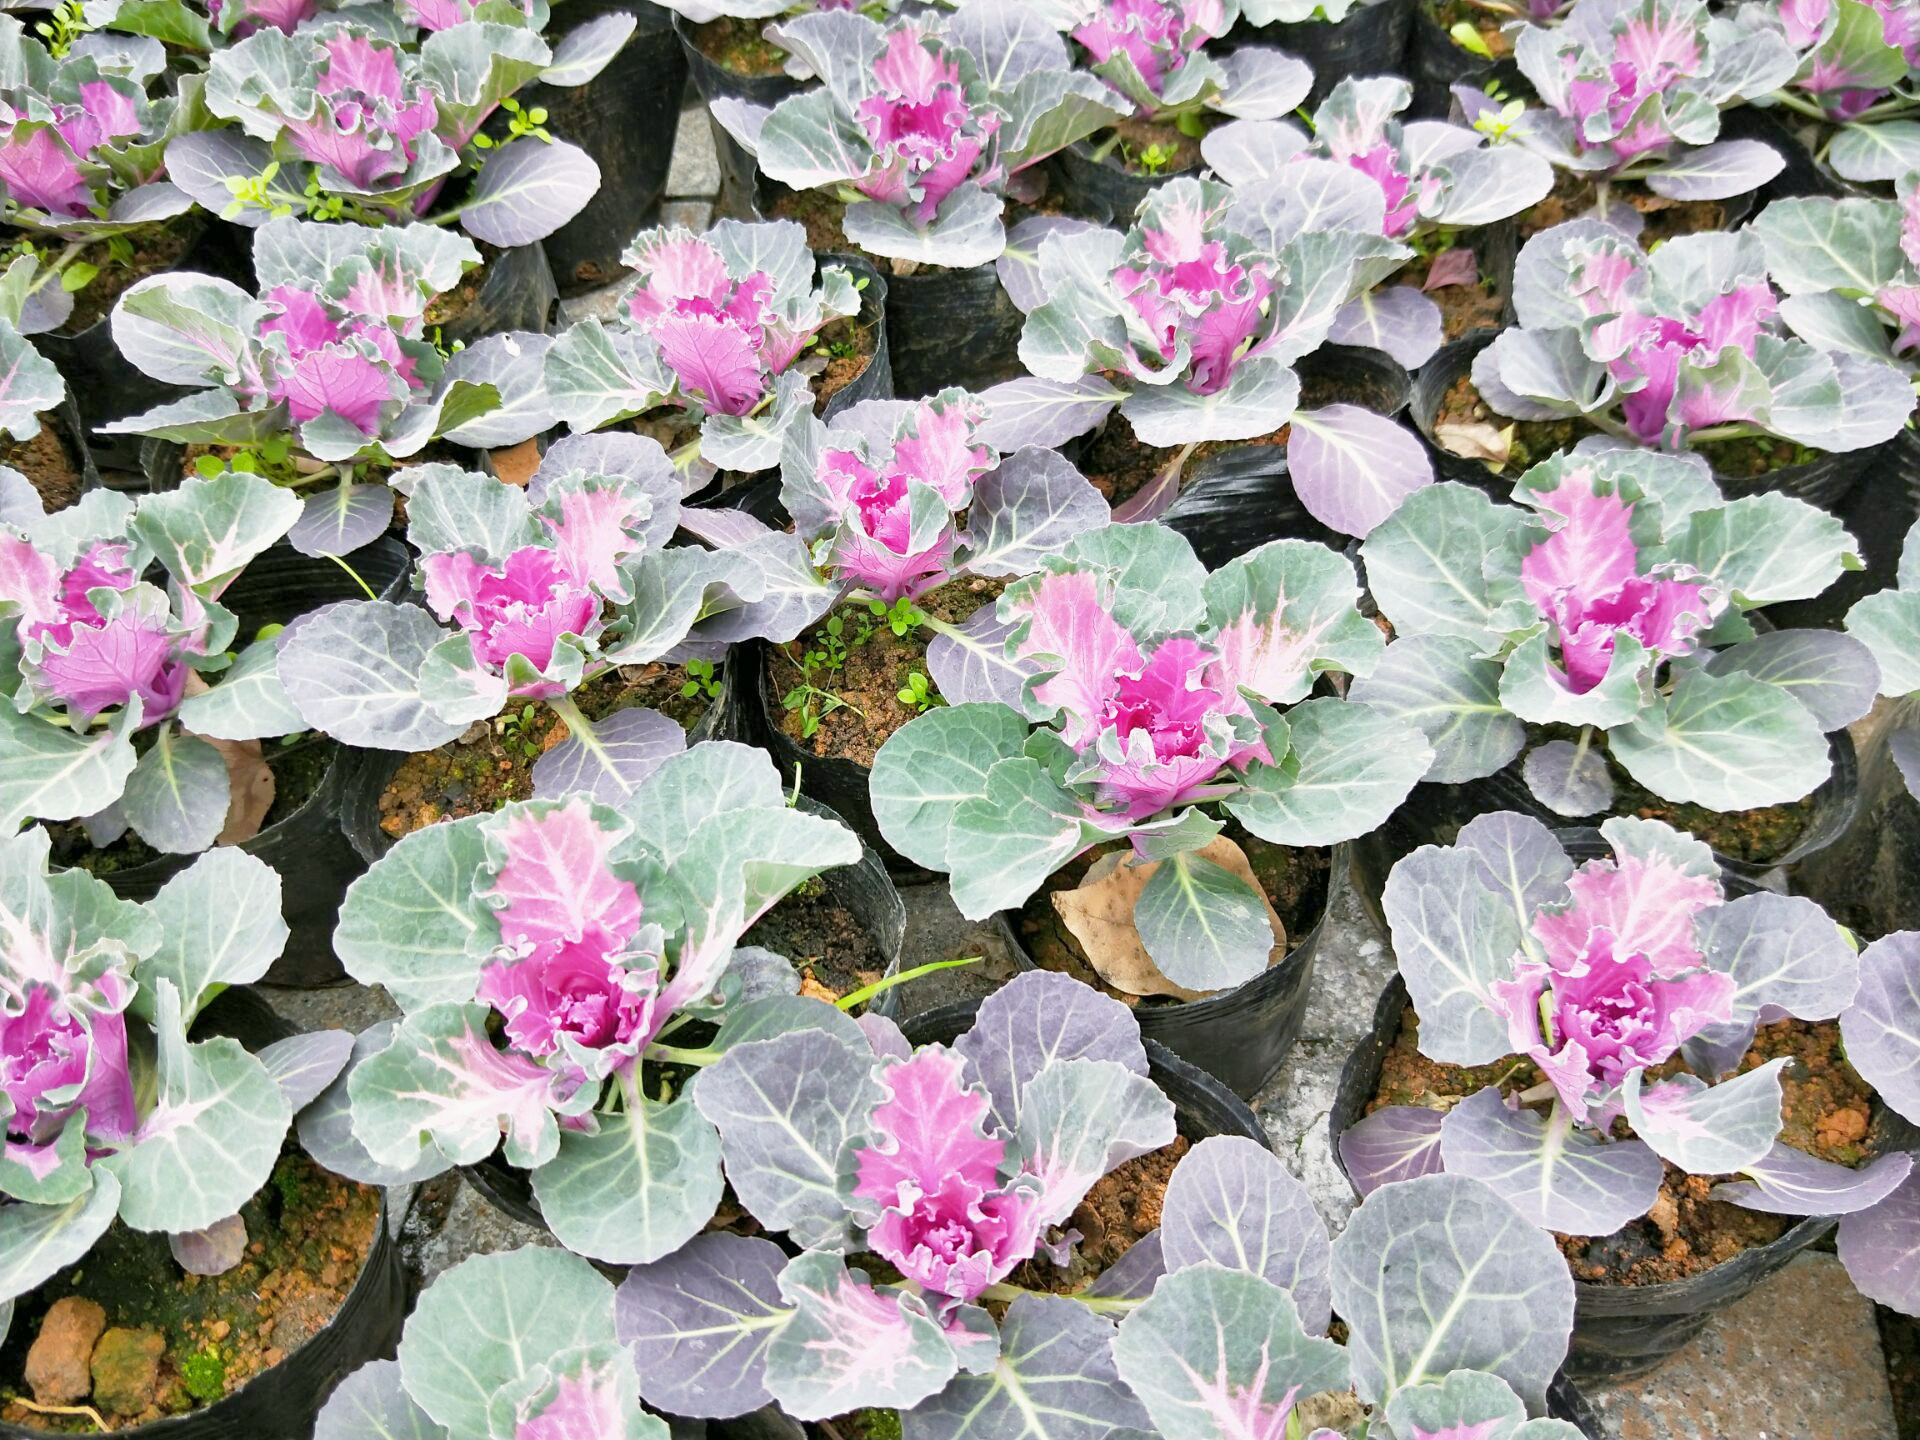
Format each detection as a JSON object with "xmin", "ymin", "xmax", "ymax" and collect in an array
[
  {"xmin": 1160, "ymin": 1135, "xmax": 1333, "ymax": 1333},
  {"xmin": 959, "ymin": 446, "xmax": 1109, "ymax": 576},
  {"xmin": 1622, "ymin": 1060, "xmax": 1789, "ymax": 1175},
  {"xmin": 441, "ymin": 331, "xmax": 558, "ymax": 449},
  {"xmin": 997, "ymin": 215, "xmax": 1108, "ymax": 314},
  {"xmin": 279, "ymin": 600, "xmax": 467, "ymax": 752},
  {"xmin": 1454, "ymin": 811, "xmax": 1572, "ymax": 925},
  {"xmin": 764, "ymin": 1252, "xmax": 971, "ymax": 1420},
  {"xmin": 287, "ymin": 481, "xmax": 393, "ymax": 559},
  {"xmin": 1842, "ymin": 931, "xmax": 1920, "ymax": 1124},
  {"xmin": 1385, "ymin": 1369, "xmax": 1585, "ymax": 1440},
  {"xmin": 1682, "ymin": 892, "xmax": 1861, "ymax": 1079},
  {"xmin": 1015, "ymin": 1058, "xmax": 1176, "ymax": 1227},
  {"xmin": 168, "ymin": 1214, "xmax": 249, "ymax": 1276},
  {"xmin": 486, "ymin": 1339, "xmax": 662, "ymax": 1440},
  {"xmin": 858, "ymin": 1011, "xmax": 910, "ymax": 1060},
  {"xmin": 462, "ymin": 137, "xmax": 601, "ymax": 246},
  {"xmin": 1644, "ymin": 141, "xmax": 1787, "ymax": 201},
  {"xmin": 1703, "ymin": 629, "xmax": 1881, "ymax": 732},
  {"xmin": 693, "ymin": 1027, "xmax": 883, "ymax": 1248},
  {"xmin": 1893, "ymin": 728, "xmax": 1920, "ymax": 800},
  {"xmin": 1838, "ymin": 1170, "xmax": 1920, "ymax": 1313},
  {"xmin": 615, "ymin": 1232, "xmax": 791, "ymax": 1419},
  {"xmin": 1338, "ymin": 1105, "xmax": 1446, "ymax": 1197},
  {"xmin": 976, "ymin": 375, "xmax": 1124, "ymax": 450},
  {"xmin": 295, "ymin": 1022, "xmax": 456, "ymax": 1188},
  {"xmin": 1715, "ymin": 1143, "xmax": 1913, "ymax": 1216},
  {"xmin": 953, "ymin": 968, "xmax": 1146, "ymax": 1132},
  {"xmin": 1439, "ymin": 1087, "xmax": 1665, "ymax": 1235},
  {"xmin": 256, "ymin": 1029, "xmax": 354, "ymax": 1112},
  {"xmin": 541, "ymin": 11, "xmax": 637, "ymax": 86},
  {"xmin": 1329, "ymin": 1173, "xmax": 1574, "ymax": 1411},
  {"xmin": 911, "ymin": 1292, "xmax": 1151, "ymax": 1440},
  {"xmin": 1521, "ymin": 738, "xmax": 1614, "ymax": 817},
  {"xmin": 1286, "ymin": 406, "xmax": 1433, "ymax": 539},
  {"xmin": 530, "ymin": 704, "xmax": 688, "ymax": 808},
  {"xmin": 1112, "ymin": 1265, "xmax": 1348, "ymax": 1440},
  {"xmin": 925, "ymin": 604, "xmax": 1036, "ymax": 709},
  {"xmin": 1089, "ymin": 1228, "xmax": 1166, "ymax": 1300},
  {"xmin": 314, "ymin": 1358, "xmax": 447, "ymax": 1440},
  {"xmin": 535, "ymin": 432, "xmax": 680, "ymax": 550},
  {"xmin": 1381, "ymin": 846, "xmax": 1525, "ymax": 1065},
  {"xmin": 675, "ymin": 505, "xmax": 773, "ymax": 549},
  {"xmin": 1328, "ymin": 287, "xmax": 1445, "ymax": 371}
]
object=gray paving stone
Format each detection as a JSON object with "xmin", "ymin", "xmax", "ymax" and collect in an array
[{"xmin": 668, "ymin": 103, "xmax": 721, "ymax": 198}]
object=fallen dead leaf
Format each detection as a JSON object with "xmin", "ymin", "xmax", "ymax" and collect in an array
[
  {"xmin": 490, "ymin": 439, "xmax": 542, "ymax": 488},
  {"xmin": 1051, "ymin": 837, "xmax": 1287, "ymax": 1001},
  {"xmin": 1434, "ymin": 418, "xmax": 1514, "ymax": 467},
  {"xmin": 180, "ymin": 673, "xmax": 277, "ymax": 843},
  {"xmin": 1423, "ymin": 248, "xmax": 1480, "ymax": 291}
]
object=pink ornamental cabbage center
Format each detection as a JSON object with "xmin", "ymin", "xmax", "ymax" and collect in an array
[
  {"xmin": 1072, "ymin": 0, "xmax": 1227, "ymax": 95},
  {"xmin": 1489, "ymin": 849, "xmax": 1735, "ymax": 1120},
  {"xmin": 1560, "ymin": 14, "xmax": 1704, "ymax": 161},
  {"xmin": 0, "ymin": 971, "xmax": 138, "ymax": 1178},
  {"xmin": 854, "ymin": 30, "xmax": 1000, "ymax": 224},
  {"xmin": 1116, "ymin": 196, "xmax": 1274, "ymax": 395},
  {"xmin": 0, "ymin": 82, "xmax": 142, "ymax": 218},
  {"xmin": 285, "ymin": 33, "xmax": 441, "ymax": 191},
  {"xmin": 1784, "ymin": 0, "xmax": 1920, "ymax": 117},
  {"xmin": 259, "ymin": 282, "xmax": 424, "ymax": 435}
]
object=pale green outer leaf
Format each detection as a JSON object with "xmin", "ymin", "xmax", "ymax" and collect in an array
[
  {"xmin": 1015, "ymin": 1058, "xmax": 1177, "ymax": 1225},
  {"xmin": 1202, "ymin": 538, "xmax": 1382, "ymax": 705},
  {"xmin": 130, "ymin": 467, "xmax": 300, "ymax": 593},
  {"xmin": 1328, "ymin": 1173, "xmax": 1575, "ymax": 1413},
  {"xmin": 133, "ymin": 847, "xmax": 287, "ymax": 1026},
  {"xmin": 1608, "ymin": 667, "xmax": 1831, "ymax": 811},
  {"xmin": 1498, "ymin": 631, "xmax": 1650, "ymax": 729},
  {"xmin": 1849, "ymin": 588, "xmax": 1920, "ymax": 697},
  {"xmin": 485, "ymin": 1339, "xmax": 665, "ymax": 1440},
  {"xmin": 105, "ymin": 981, "xmax": 289, "ymax": 1233},
  {"xmin": 1112, "ymin": 1266, "xmax": 1349, "ymax": 1440},
  {"xmin": 620, "ymin": 740, "xmax": 785, "ymax": 866},
  {"xmin": 1350, "ymin": 634, "xmax": 1525, "ymax": 784},
  {"xmin": 0, "ymin": 1168, "xmax": 120, "ymax": 1306},
  {"xmin": 1358, "ymin": 481, "xmax": 1536, "ymax": 638},
  {"xmin": 176, "ymin": 635, "xmax": 304, "ymax": 740},
  {"xmin": 398, "ymin": 1247, "xmax": 615, "ymax": 1439},
  {"xmin": 314, "ymin": 1358, "xmax": 450, "ymax": 1440},
  {"xmin": 1062, "ymin": 523, "xmax": 1210, "ymax": 635},
  {"xmin": 1133, "ymin": 850, "xmax": 1275, "ymax": 992},
  {"xmin": 532, "ymin": 1089, "xmax": 726, "ymax": 1266},
  {"xmin": 946, "ymin": 756, "xmax": 1090, "ymax": 918},
  {"xmin": 1751, "ymin": 195, "xmax": 1903, "ymax": 295},
  {"xmin": 1658, "ymin": 493, "xmax": 1859, "ymax": 607},
  {"xmin": 1380, "ymin": 845, "xmax": 1523, "ymax": 1066},
  {"xmin": 1385, "ymin": 1370, "xmax": 1585, "ymax": 1440},
  {"xmin": 119, "ymin": 726, "xmax": 229, "ymax": 855},
  {"xmin": 822, "ymin": 704, "xmax": 1014, "ymax": 870},
  {"xmin": 1223, "ymin": 697, "xmax": 1433, "ymax": 847},
  {"xmin": 416, "ymin": 633, "xmax": 509, "ymax": 728},
  {"xmin": 0, "ymin": 1123, "xmax": 93, "ymax": 1205},
  {"xmin": 334, "ymin": 814, "xmax": 493, "ymax": 1011},
  {"xmin": 1828, "ymin": 119, "xmax": 1920, "ymax": 182},
  {"xmin": 0, "ymin": 700, "xmax": 139, "ymax": 829}
]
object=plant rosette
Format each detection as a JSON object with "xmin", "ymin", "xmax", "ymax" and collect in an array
[
  {"xmin": 1731, "ymin": 0, "xmax": 1920, "ymax": 175},
  {"xmin": 607, "ymin": 970, "xmax": 1583, "ymax": 1437},
  {"xmin": 1453, "ymin": 217, "xmax": 1915, "ymax": 471},
  {"xmin": 0, "ymin": 828, "xmax": 355, "ymax": 1310},
  {"xmin": 1031, "ymin": 0, "xmax": 1314, "ymax": 150},
  {"xmin": 865, "ymin": 522, "xmax": 1433, "ymax": 994},
  {"xmin": 274, "ymin": 435, "xmax": 801, "ymax": 805},
  {"xmin": 1357, "ymin": 447, "xmax": 1874, "ymax": 820},
  {"xmin": 1449, "ymin": 0, "xmax": 1797, "ymax": 202},
  {"xmin": 300, "ymin": 744, "xmax": 864, "ymax": 1266},
  {"xmin": 1345, "ymin": 811, "xmax": 1917, "ymax": 1290},
  {"xmin": 710, "ymin": 3, "xmax": 1131, "ymax": 269},
  {"xmin": 978, "ymin": 176, "xmax": 1433, "ymax": 538},
  {"xmin": 1198, "ymin": 75, "xmax": 1555, "ymax": 370},
  {"xmin": 99, "ymin": 216, "xmax": 508, "ymax": 489},
  {"xmin": 0, "ymin": 462, "xmax": 371, "ymax": 854},
  {"xmin": 161, "ymin": 13, "xmax": 629, "ymax": 248},
  {"xmin": 540, "ymin": 218, "xmax": 864, "ymax": 485},
  {"xmin": 0, "ymin": 20, "xmax": 214, "ymax": 338}
]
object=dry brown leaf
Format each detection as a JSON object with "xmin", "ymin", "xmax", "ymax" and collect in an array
[
  {"xmin": 1434, "ymin": 418, "xmax": 1514, "ymax": 467},
  {"xmin": 178, "ymin": 674, "xmax": 276, "ymax": 844},
  {"xmin": 490, "ymin": 439, "xmax": 542, "ymax": 488},
  {"xmin": 1051, "ymin": 837, "xmax": 1286, "ymax": 1001}
]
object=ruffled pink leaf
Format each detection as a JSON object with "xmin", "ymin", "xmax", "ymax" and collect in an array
[
  {"xmin": 1009, "ymin": 569, "xmax": 1141, "ymax": 749},
  {"xmin": 32, "ymin": 604, "xmax": 187, "ymax": 724},
  {"xmin": 889, "ymin": 396, "xmax": 992, "ymax": 505},
  {"xmin": 541, "ymin": 485, "xmax": 650, "ymax": 603},
  {"xmin": 1534, "ymin": 852, "xmax": 1721, "ymax": 979},
  {"xmin": 0, "ymin": 127, "xmax": 92, "ymax": 218},
  {"xmin": 855, "ymin": 1046, "xmax": 1003, "ymax": 1205},
  {"xmin": 273, "ymin": 344, "xmax": 397, "ymax": 433},
  {"xmin": 481, "ymin": 798, "xmax": 645, "ymax": 966},
  {"xmin": 419, "ymin": 548, "xmax": 599, "ymax": 673}
]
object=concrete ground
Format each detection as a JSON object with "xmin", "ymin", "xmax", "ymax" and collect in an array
[{"xmin": 254, "ymin": 102, "xmax": 1903, "ymax": 1440}]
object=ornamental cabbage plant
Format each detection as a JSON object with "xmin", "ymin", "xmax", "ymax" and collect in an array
[
  {"xmin": 980, "ymin": 176, "xmax": 1433, "ymax": 537},
  {"xmin": 711, "ymin": 3, "xmax": 1131, "ymax": 267},
  {"xmin": 1030, "ymin": 0, "xmax": 1313, "ymax": 133},
  {"xmin": 0, "ymin": 465, "xmax": 343, "ymax": 854},
  {"xmin": 868, "ymin": 524, "xmax": 1433, "ymax": 991},
  {"xmin": 274, "ymin": 436, "xmax": 796, "ymax": 802},
  {"xmin": 1457, "ymin": 0, "xmax": 1797, "ymax": 200},
  {"xmin": 1735, "ymin": 0, "xmax": 1920, "ymax": 131},
  {"xmin": 303, "ymin": 744, "xmax": 862, "ymax": 1265},
  {"xmin": 316, "ymin": 1248, "xmax": 670, "ymax": 1440},
  {"xmin": 1357, "ymin": 448, "xmax": 1875, "ymax": 816},
  {"xmin": 1754, "ymin": 185, "xmax": 1920, "ymax": 388},
  {"xmin": 1199, "ymin": 76, "xmax": 1556, "ymax": 369},
  {"xmin": 101, "ymin": 216, "xmax": 500, "ymax": 466},
  {"xmin": 0, "ymin": 22, "xmax": 208, "ymax": 335},
  {"xmin": 0, "ymin": 829, "xmax": 354, "ymax": 1304},
  {"xmin": 543, "ymin": 219, "xmax": 862, "ymax": 478},
  {"xmin": 613, "ymin": 970, "xmax": 1583, "ymax": 1435},
  {"xmin": 1466, "ymin": 218, "xmax": 1916, "ymax": 457},
  {"xmin": 163, "ymin": 14, "xmax": 626, "ymax": 247},
  {"xmin": 1349, "ymin": 811, "xmax": 1911, "ymax": 1245}
]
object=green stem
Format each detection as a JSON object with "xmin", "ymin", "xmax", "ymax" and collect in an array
[
  {"xmin": 1767, "ymin": 90, "xmax": 1830, "ymax": 120},
  {"xmin": 1684, "ymin": 422, "xmax": 1765, "ymax": 444},
  {"xmin": 645, "ymin": 1042, "xmax": 727, "ymax": 1067},
  {"xmin": 325, "ymin": 553, "xmax": 377, "ymax": 601},
  {"xmin": 1570, "ymin": 723, "xmax": 1593, "ymax": 775},
  {"xmin": 835, "ymin": 956, "xmax": 983, "ymax": 1011},
  {"xmin": 546, "ymin": 691, "xmax": 622, "ymax": 784},
  {"xmin": 1089, "ymin": 130, "xmax": 1126, "ymax": 164},
  {"xmin": 24, "ymin": 240, "xmax": 86, "ymax": 297},
  {"xmin": 978, "ymin": 1281, "xmax": 1141, "ymax": 1314}
]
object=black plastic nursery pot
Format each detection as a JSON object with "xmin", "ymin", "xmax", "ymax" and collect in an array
[
  {"xmin": 881, "ymin": 259, "xmax": 1026, "ymax": 400},
  {"xmin": 1412, "ymin": 332, "xmax": 1880, "ymax": 510},
  {"xmin": 0, "ymin": 990, "xmax": 408, "ymax": 1440},
  {"xmin": 461, "ymin": 801, "xmax": 907, "ymax": 1236},
  {"xmin": 433, "ymin": 240, "xmax": 560, "ymax": 346},
  {"xmin": 515, "ymin": 0, "xmax": 690, "ymax": 295},
  {"xmin": 42, "ymin": 535, "xmax": 410, "ymax": 987},
  {"xmin": 1798, "ymin": 699, "xmax": 1920, "ymax": 943},
  {"xmin": 1229, "ymin": 0, "xmax": 1415, "ymax": 108},
  {"xmin": 1404, "ymin": 6, "xmax": 1529, "ymax": 120},
  {"xmin": 672, "ymin": 13, "xmax": 805, "ymax": 223},
  {"xmin": 1049, "ymin": 139, "xmax": 1172, "ymax": 226},
  {"xmin": 1328, "ymin": 974, "xmax": 1837, "ymax": 1384},
  {"xmin": 816, "ymin": 252, "xmax": 896, "ymax": 419}
]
